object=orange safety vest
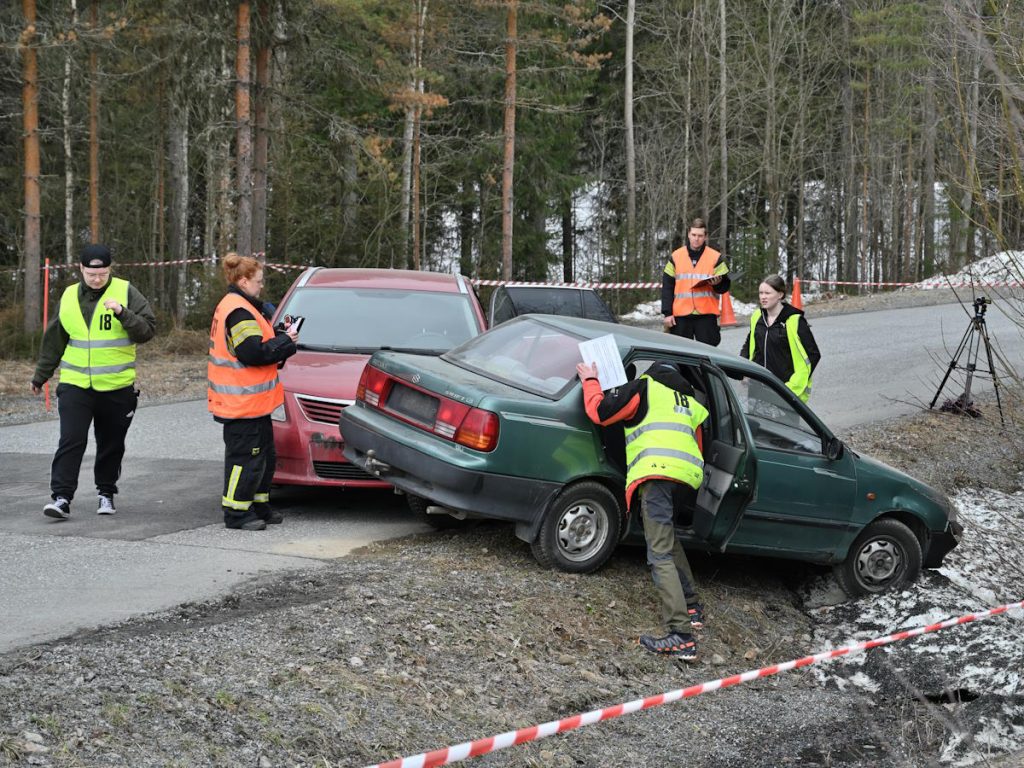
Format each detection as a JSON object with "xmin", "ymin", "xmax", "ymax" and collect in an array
[
  {"xmin": 207, "ymin": 293, "xmax": 284, "ymax": 419},
  {"xmin": 670, "ymin": 246, "xmax": 722, "ymax": 317}
]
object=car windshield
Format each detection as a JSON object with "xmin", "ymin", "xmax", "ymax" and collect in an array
[
  {"xmin": 278, "ymin": 287, "xmax": 479, "ymax": 352},
  {"xmin": 445, "ymin": 317, "xmax": 584, "ymax": 397},
  {"xmin": 503, "ymin": 287, "xmax": 617, "ymax": 322}
]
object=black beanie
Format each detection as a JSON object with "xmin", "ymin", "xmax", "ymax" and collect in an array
[{"xmin": 80, "ymin": 244, "xmax": 112, "ymax": 268}]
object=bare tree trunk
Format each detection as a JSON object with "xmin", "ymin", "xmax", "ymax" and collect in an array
[
  {"xmin": 923, "ymin": 76, "xmax": 936, "ymax": 275},
  {"xmin": 717, "ymin": 0, "xmax": 728, "ymax": 249},
  {"xmin": 153, "ymin": 75, "xmax": 166, "ymax": 304},
  {"xmin": 681, "ymin": 16, "xmax": 694, "ymax": 235},
  {"xmin": 411, "ymin": 109, "xmax": 423, "ymax": 270},
  {"xmin": 624, "ymin": 0, "xmax": 636, "ymax": 262},
  {"xmin": 87, "ymin": 0, "xmax": 100, "ymax": 240},
  {"xmin": 500, "ymin": 0, "xmax": 517, "ymax": 281},
  {"xmin": 459, "ymin": 179, "xmax": 474, "ymax": 277},
  {"xmin": 63, "ymin": 0, "xmax": 78, "ymax": 264},
  {"xmin": 22, "ymin": 0, "xmax": 41, "ymax": 332},
  {"xmin": 168, "ymin": 62, "xmax": 189, "ymax": 326},
  {"xmin": 251, "ymin": 0, "xmax": 271, "ymax": 257},
  {"xmin": 561, "ymin": 194, "xmax": 573, "ymax": 282},
  {"xmin": 217, "ymin": 40, "xmax": 235, "ymax": 260},
  {"xmin": 235, "ymin": 0, "xmax": 254, "ymax": 259}
]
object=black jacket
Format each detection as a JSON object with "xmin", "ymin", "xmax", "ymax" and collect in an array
[
  {"xmin": 740, "ymin": 303, "xmax": 821, "ymax": 385},
  {"xmin": 223, "ymin": 285, "xmax": 296, "ymax": 368}
]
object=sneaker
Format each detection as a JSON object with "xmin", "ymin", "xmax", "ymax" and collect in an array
[
  {"xmin": 224, "ymin": 514, "xmax": 267, "ymax": 531},
  {"xmin": 688, "ymin": 603, "xmax": 705, "ymax": 630},
  {"xmin": 638, "ymin": 630, "xmax": 698, "ymax": 662},
  {"xmin": 252, "ymin": 502, "xmax": 283, "ymax": 525},
  {"xmin": 97, "ymin": 494, "xmax": 116, "ymax": 515},
  {"xmin": 43, "ymin": 497, "xmax": 71, "ymax": 520}
]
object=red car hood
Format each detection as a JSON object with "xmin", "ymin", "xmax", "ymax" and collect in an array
[{"xmin": 278, "ymin": 349, "xmax": 370, "ymax": 401}]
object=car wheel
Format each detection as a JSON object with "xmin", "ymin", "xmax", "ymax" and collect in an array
[
  {"xmin": 406, "ymin": 494, "xmax": 464, "ymax": 530},
  {"xmin": 834, "ymin": 518, "xmax": 922, "ymax": 596},
  {"xmin": 531, "ymin": 481, "xmax": 622, "ymax": 574}
]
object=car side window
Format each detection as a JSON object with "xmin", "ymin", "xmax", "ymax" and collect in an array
[
  {"xmin": 728, "ymin": 373, "xmax": 822, "ymax": 454},
  {"xmin": 706, "ymin": 372, "xmax": 742, "ymax": 447}
]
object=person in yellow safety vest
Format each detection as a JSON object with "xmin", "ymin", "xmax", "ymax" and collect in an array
[
  {"xmin": 577, "ymin": 360, "xmax": 708, "ymax": 662},
  {"xmin": 740, "ymin": 274, "xmax": 821, "ymax": 402},
  {"xmin": 208, "ymin": 253, "xmax": 298, "ymax": 531},
  {"xmin": 661, "ymin": 216, "xmax": 731, "ymax": 347},
  {"xmin": 31, "ymin": 244, "xmax": 157, "ymax": 520}
]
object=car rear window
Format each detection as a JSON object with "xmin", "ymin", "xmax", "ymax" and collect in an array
[
  {"xmin": 278, "ymin": 288, "xmax": 480, "ymax": 352},
  {"xmin": 445, "ymin": 317, "xmax": 583, "ymax": 397}
]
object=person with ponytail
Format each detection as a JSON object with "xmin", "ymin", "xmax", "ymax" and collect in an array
[
  {"xmin": 207, "ymin": 253, "xmax": 298, "ymax": 530},
  {"xmin": 740, "ymin": 274, "xmax": 821, "ymax": 403}
]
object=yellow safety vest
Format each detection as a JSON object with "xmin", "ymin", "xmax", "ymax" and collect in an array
[
  {"xmin": 58, "ymin": 278, "xmax": 136, "ymax": 391},
  {"xmin": 624, "ymin": 377, "xmax": 708, "ymax": 507},
  {"xmin": 746, "ymin": 313, "xmax": 813, "ymax": 402}
]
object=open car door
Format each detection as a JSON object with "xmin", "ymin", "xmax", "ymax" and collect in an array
[{"xmin": 690, "ymin": 363, "xmax": 758, "ymax": 550}]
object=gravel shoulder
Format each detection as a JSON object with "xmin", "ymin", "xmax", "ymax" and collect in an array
[{"xmin": 2, "ymin": 295, "xmax": 1023, "ymax": 767}]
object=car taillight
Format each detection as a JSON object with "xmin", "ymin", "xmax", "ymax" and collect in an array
[
  {"xmin": 357, "ymin": 364, "xmax": 389, "ymax": 407},
  {"xmin": 434, "ymin": 399, "xmax": 470, "ymax": 439},
  {"xmin": 454, "ymin": 408, "xmax": 499, "ymax": 452}
]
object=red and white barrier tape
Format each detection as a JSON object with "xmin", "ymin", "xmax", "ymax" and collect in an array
[
  {"xmin": 366, "ymin": 599, "xmax": 1024, "ymax": 768},
  {"xmin": 805, "ymin": 278, "xmax": 1024, "ymax": 288}
]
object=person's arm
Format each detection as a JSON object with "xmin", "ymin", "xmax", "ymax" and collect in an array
[
  {"xmin": 110, "ymin": 284, "xmax": 157, "ymax": 344},
  {"xmin": 798, "ymin": 316, "xmax": 821, "ymax": 372},
  {"xmin": 576, "ymin": 363, "xmax": 644, "ymax": 425},
  {"xmin": 31, "ymin": 305, "xmax": 70, "ymax": 392},
  {"xmin": 739, "ymin": 329, "xmax": 751, "ymax": 360},
  {"xmin": 711, "ymin": 252, "xmax": 730, "ymax": 295},
  {"xmin": 661, "ymin": 260, "xmax": 676, "ymax": 318},
  {"xmin": 227, "ymin": 307, "xmax": 297, "ymax": 367}
]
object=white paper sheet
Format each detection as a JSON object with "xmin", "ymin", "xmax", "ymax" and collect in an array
[{"xmin": 578, "ymin": 334, "xmax": 627, "ymax": 390}]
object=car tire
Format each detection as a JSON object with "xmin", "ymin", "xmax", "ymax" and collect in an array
[
  {"xmin": 531, "ymin": 481, "xmax": 622, "ymax": 574},
  {"xmin": 406, "ymin": 494, "xmax": 464, "ymax": 530},
  {"xmin": 834, "ymin": 518, "xmax": 922, "ymax": 596}
]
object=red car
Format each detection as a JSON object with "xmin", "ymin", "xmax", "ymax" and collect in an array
[{"xmin": 270, "ymin": 268, "xmax": 487, "ymax": 489}]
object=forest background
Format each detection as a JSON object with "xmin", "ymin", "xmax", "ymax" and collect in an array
[{"xmin": 3, "ymin": 0, "xmax": 1024, "ymax": 338}]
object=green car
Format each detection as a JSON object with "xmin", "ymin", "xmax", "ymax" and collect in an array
[{"xmin": 339, "ymin": 315, "xmax": 961, "ymax": 595}]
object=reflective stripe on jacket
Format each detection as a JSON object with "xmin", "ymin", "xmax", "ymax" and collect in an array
[
  {"xmin": 746, "ymin": 311, "xmax": 813, "ymax": 402},
  {"xmin": 207, "ymin": 293, "xmax": 283, "ymax": 419},
  {"xmin": 624, "ymin": 377, "xmax": 708, "ymax": 503},
  {"xmin": 58, "ymin": 278, "xmax": 136, "ymax": 391}
]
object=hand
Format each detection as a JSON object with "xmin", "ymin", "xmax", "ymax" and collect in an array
[
  {"xmin": 576, "ymin": 362, "xmax": 598, "ymax": 381},
  {"xmin": 31, "ymin": 382, "xmax": 43, "ymax": 396},
  {"xmin": 662, "ymin": 315, "xmax": 676, "ymax": 328},
  {"xmin": 103, "ymin": 299, "xmax": 123, "ymax": 315},
  {"xmin": 708, "ymin": 275, "xmax": 723, "ymax": 285},
  {"xmin": 285, "ymin": 325, "xmax": 299, "ymax": 342}
]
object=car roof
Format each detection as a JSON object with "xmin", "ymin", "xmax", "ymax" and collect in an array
[
  {"xmin": 525, "ymin": 313, "xmax": 766, "ymax": 377},
  {"xmin": 501, "ymin": 284, "xmax": 597, "ymax": 293},
  {"xmin": 298, "ymin": 267, "xmax": 471, "ymax": 294}
]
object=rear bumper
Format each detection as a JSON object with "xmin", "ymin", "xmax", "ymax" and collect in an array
[
  {"xmin": 340, "ymin": 411, "xmax": 561, "ymax": 533},
  {"xmin": 923, "ymin": 519, "xmax": 963, "ymax": 569}
]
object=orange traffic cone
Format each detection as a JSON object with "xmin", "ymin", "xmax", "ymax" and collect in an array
[
  {"xmin": 719, "ymin": 291, "xmax": 738, "ymax": 327},
  {"xmin": 791, "ymin": 276, "xmax": 804, "ymax": 310}
]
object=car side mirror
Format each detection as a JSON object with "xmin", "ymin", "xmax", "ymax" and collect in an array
[{"xmin": 826, "ymin": 436, "xmax": 844, "ymax": 461}]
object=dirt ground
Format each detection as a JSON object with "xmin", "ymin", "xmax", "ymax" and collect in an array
[{"xmin": 2, "ymin": 291, "xmax": 1023, "ymax": 767}]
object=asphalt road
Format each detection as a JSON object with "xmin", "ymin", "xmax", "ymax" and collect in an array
[
  {"xmin": 721, "ymin": 300, "xmax": 1022, "ymax": 432},
  {"xmin": 1, "ymin": 299, "xmax": 1021, "ymax": 653}
]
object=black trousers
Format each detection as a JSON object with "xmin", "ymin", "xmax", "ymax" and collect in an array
[
  {"xmin": 221, "ymin": 416, "xmax": 276, "ymax": 521},
  {"xmin": 51, "ymin": 383, "xmax": 139, "ymax": 501},
  {"xmin": 669, "ymin": 313, "xmax": 721, "ymax": 347}
]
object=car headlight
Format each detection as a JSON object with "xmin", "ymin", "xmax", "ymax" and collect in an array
[{"xmin": 270, "ymin": 403, "xmax": 286, "ymax": 422}]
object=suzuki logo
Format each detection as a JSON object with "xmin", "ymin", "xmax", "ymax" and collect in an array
[{"xmin": 411, "ymin": 374, "xmax": 421, "ymax": 384}]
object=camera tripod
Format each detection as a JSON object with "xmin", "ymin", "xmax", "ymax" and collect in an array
[{"xmin": 929, "ymin": 297, "xmax": 1004, "ymax": 424}]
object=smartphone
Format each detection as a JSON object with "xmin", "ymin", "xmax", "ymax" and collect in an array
[{"xmin": 286, "ymin": 315, "xmax": 304, "ymax": 333}]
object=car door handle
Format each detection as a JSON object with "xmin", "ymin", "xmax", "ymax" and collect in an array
[{"xmin": 813, "ymin": 467, "xmax": 843, "ymax": 479}]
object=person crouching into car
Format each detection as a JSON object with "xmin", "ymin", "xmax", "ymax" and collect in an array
[
  {"xmin": 208, "ymin": 253, "xmax": 298, "ymax": 531},
  {"xmin": 576, "ymin": 361, "xmax": 707, "ymax": 662}
]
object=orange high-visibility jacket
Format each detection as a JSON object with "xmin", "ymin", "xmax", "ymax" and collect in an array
[
  {"xmin": 207, "ymin": 293, "xmax": 283, "ymax": 419},
  {"xmin": 670, "ymin": 246, "xmax": 723, "ymax": 317}
]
